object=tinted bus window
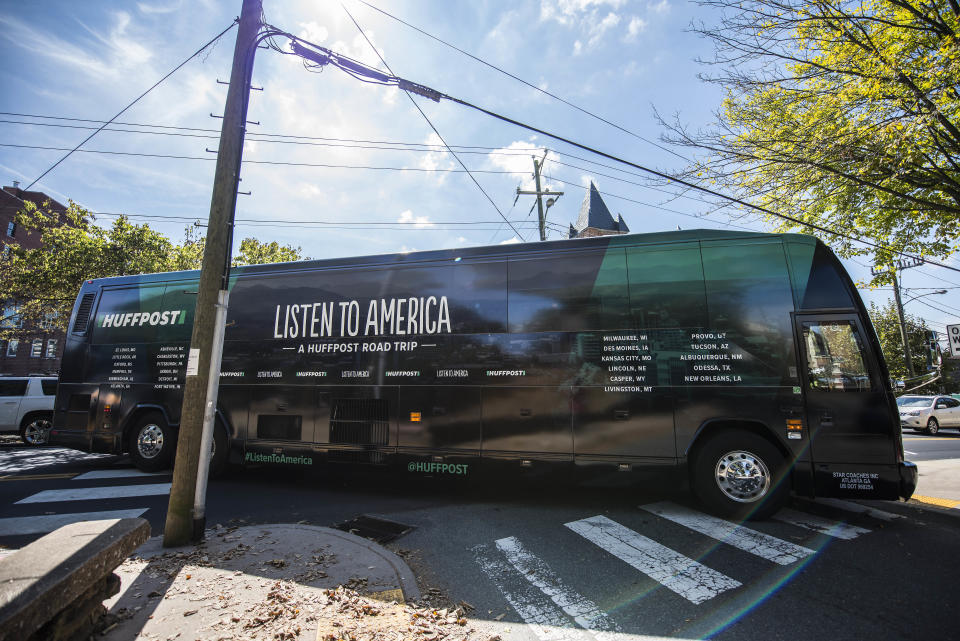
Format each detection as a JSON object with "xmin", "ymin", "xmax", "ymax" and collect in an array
[
  {"xmin": 92, "ymin": 285, "xmax": 168, "ymax": 344},
  {"xmin": 626, "ymin": 246, "xmax": 706, "ymax": 329},
  {"xmin": 508, "ymin": 250, "xmax": 629, "ymax": 333},
  {"xmin": 787, "ymin": 241, "xmax": 855, "ymax": 310},
  {"xmin": 702, "ymin": 242, "xmax": 795, "ymax": 384},
  {"xmin": 451, "ymin": 262, "xmax": 507, "ymax": 333},
  {"xmin": 802, "ymin": 320, "xmax": 872, "ymax": 391}
]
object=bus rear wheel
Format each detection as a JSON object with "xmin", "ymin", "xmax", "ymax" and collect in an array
[
  {"xmin": 129, "ymin": 412, "xmax": 176, "ymax": 472},
  {"xmin": 691, "ymin": 430, "xmax": 788, "ymax": 520}
]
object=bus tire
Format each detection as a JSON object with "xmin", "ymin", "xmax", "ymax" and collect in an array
[
  {"xmin": 129, "ymin": 412, "xmax": 176, "ymax": 472},
  {"xmin": 925, "ymin": 418, "xmax": 939, "ymax": 435},
  {"xmin": 691, "ymin": 430, "xmax": 788, "ymax": 520},
  {"xmin": 209, "ymin": 422, "xmax": 229, "ymax": 478}
]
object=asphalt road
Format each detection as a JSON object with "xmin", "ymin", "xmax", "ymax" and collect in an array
[
  {"xmin": 901, "ymin": 429, "xmax": 960, "ymax": 461},
  {"xmin": 1, "ymin": 443, "xmax": 959, "ymax": 641}
]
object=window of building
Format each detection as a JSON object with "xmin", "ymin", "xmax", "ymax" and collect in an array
[
  {"xmin": 5, "ymin": 221, "xmax": 15, "ymax": 238},
  {"xmin": 39, "ymin": 311, "xmax": 58, "ymax": 330},
  {"xmin": 46, "ymin": 339, "xmax": 57, "ymax": 358},
  {"xmin": 1, "ymin": 302, "xmax": 21, "ymax": 329},
  {"xmin": 6, "ymin": 339, "xmax": 18, "ymax": 357},
  {"xmin": 30, "ymin": 339, "xmax": 42, "ymax": 357}
]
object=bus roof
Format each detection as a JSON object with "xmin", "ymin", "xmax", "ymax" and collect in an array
[{"xmin": 81, "ymin": 228, "xmax": 818, "ymax": 288}]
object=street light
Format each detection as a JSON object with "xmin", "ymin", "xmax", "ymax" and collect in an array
[{"xmin": 904, "ymin": 289, "xmax": 948, "ymax": 305}]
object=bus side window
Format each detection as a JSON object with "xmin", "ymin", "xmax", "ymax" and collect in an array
[{"xmin": 802, "ymin": 321, "xmax": 872, "ymax": 391}]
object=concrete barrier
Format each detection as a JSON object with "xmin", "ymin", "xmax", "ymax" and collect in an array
[{"xmin": 0, "ymin": 518, "xmax": 150, "ymax": 641}]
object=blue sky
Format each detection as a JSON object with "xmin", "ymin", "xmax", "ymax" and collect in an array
[{"xmin": 0, "ymin": 0, "xmax": 956, "ymax": 338}]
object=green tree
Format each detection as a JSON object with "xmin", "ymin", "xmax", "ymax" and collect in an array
[
  {"xmin": 867, "ymin": 300, "xmax": 933, "ymax": 382},
  {"xmin": 1, "ymin": 199, "xmax": 179, "ymax": 337},
  {"xmin": 667, "ymin": 0, "xmax": 960, "ymax": 285},
  {"xmin": 1, "ymin": 202, "xmax": 307, "ymax": 338}
]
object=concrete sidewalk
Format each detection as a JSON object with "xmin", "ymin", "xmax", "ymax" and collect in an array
[
  {"xmin": 95, "ymin": 523, "xmax": 480, "ymax": 641},
  {"xmin": 911, "ymin": 458, "xmax": 960, "ymax": 510}
]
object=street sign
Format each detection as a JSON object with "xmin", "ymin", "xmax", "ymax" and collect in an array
[{"xmin": 947, "ymin": 324, "xmax": 960, "ymax": 358}]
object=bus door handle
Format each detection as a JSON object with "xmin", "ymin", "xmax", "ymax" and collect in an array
[{"xmin": 820, "ymin": 413, "xmax": 834, "ymax": 427}]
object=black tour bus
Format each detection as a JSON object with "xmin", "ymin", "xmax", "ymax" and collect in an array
[{"xmin": 49, "ymin": 229, "xmax": 917, "ymax": 518}]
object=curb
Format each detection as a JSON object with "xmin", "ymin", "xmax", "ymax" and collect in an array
[{"xmin": 909, "ymin": 494, "xmax": 960, "ymax": 511}]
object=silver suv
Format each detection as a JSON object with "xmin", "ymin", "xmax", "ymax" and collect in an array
[
  {"xmin": 897, "ymin": 395, "xmax": 960, "ymax": 435},
  {"xmin": 0, "ymin": 376, "xmax": 57, "ymax": 445}
]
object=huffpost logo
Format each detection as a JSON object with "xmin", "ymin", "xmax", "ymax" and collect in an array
[
  {"xmin": 407, "ymin": 461, "xmax": 469, "ymax": 475},
  {"xmin": 99, "ymin": 310, "xmax": 188, "ymax": 328}
]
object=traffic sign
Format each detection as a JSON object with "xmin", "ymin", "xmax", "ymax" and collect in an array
[{"xmin": 947, "ymin": 324, "xmax": 960, "ymax": 358}]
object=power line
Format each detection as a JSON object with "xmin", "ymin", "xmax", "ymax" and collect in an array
[
  {"xmin": 339, "ymin": 6, "xmax": 524, "ymax": 241},
  {"xmin": 352, "ymin": 0, "xmax": 690, "ymax": 163},
  {"xmin": 23, "ymin": 21, "xmax": 238, "ymax": 191}
]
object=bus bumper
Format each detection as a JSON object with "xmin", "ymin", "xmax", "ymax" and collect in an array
[{"xmin": 899, "ymin": 461, "xmax": 918, "ymax": 500}]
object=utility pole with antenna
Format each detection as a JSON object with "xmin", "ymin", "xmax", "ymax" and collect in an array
[
  {"xmin": 516, "ymin": 151, "xmax": 563, "ymax": 241},
  {"xmin": 163, "ymin": 0, "xmax": 262, "ymax": 547},
  {"xmin": 873, "ymin": 257, "xmax": 924, "ymax": 380}
]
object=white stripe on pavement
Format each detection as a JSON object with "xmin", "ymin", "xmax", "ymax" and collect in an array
[
  {"xmin": 812, "ymin": 498, "xmax": 903, "ymax": 521},
  {"xmin": 564, "ymin": 515, "xmax": 741, "ymax": 604},
  {"xmin": 640, "ymin": 502, "xmax": 815, "ymax": 565},
  {"xmin": 15, "ymin": 483, "xmax": 172, "ymax": 504},
  {"xmin": 72, "ymin": 469, "xmax": 168, "ymax": 480},
  {"xmin": 473, "ymin": 543, "xmax": 585, "ymax": 641},
  {"xmin": 773, "ymin": 508, "xmax": 871, "ymax": 540},
  {"xmin": 0, "ymin": 509, "xmax": 148, "ymax": 536},
  {"xmin": 495, "ymin": 536, "xmax": 621, "ymax": 638}
]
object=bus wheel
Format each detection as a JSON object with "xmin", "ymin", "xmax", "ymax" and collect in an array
[
  {"xmin": 691, "ymin": 430, "xmax": 788, "ymax": 520},
  {"xmin": 926, "ymin": 418, "xmax": 939, "ymax": 435},
  {"xmin": 129, "ymin": 413, "xmax": 175, "ymax": 472}
]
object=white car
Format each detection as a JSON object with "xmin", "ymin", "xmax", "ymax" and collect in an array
[
  {"xmin": 897, "ymin": 395, "xmax": 960, "ymax": 435},
  {"xmin": 0, "ymin": 376, "xmax": 57, "ymax": 445}
]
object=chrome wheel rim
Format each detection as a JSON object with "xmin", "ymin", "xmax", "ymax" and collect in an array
[
  {"xmin": 137, "ymin": 424, "xmax": 164, "ymax": 459},
  {"xmin": 715, "ymin": 450, "xmax": 771, "ymax": 503},
  {"xmin": 928, "ymin": 419, "xmax": 938, "ymax": 434},
  {"xmin": 24, "ymin": 419, "xmax": 51, "ymax": 445}
]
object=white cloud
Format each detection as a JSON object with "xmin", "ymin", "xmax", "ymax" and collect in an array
[
  {"xmin": 487, "ymin": 141, "xmax": 545, "ymax": 191},
  {"xmin": 499, "ymin": 237, "xmax": 521, "ymax": 245},
  {"xmin": 625, "ymin": 16, "xmax": 648, "ymax": 41},
  {"xmin": 587, "ymin": 12, "xmax": 621, "ymax": 48},
  {"xmin": 298, "ymin": 21, "xmax": 329, "ymax": 44},
  {"xmin": 572, "ymin": 40, "xmax": 583, "ymax": 56},
  {"xmin": 540, "ymin": 0, "xmax": 627, "ymax": 25},
  {"xmin": 417, "ymin": 133, "xmax": 455, "ymax": 181},
  {"xmin": 650, "ymin": 0, "xmax": 671, "ymax": 14},
  {"xmin": 137, "ymin": 1, "xmax": 181, "ymax": 14},
  {"xmin": 398, "ymin": 210, "xmax": 435, "ymax": 228}
]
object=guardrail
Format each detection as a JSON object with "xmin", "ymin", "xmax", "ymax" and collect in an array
[{"xmin": 0, "ymin": 518, "xmax": 150, "ymax": 641}]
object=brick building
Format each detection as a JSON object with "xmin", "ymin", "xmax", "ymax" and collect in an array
[
  {"xmin": 568, "ymin": 182, "xmax": 630, "ymax": 239},
  {"xmin": 1, "ymin": 182, "xmax": 69, "ymax": 375}
]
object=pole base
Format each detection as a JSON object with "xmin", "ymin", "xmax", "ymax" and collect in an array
[{"xmin": 191, "ymin": 516, "xmax": 206, "ymax": 543}]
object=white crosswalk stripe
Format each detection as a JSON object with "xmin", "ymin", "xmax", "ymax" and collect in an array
[
  {"xmin": 565, "ymin": 515, "xmax": 741, "ymax": 604},
  {"xmin": 72, "ymin": 469, "xmax": 168, "ymax": 481},
  {"xmin": 0, "ymin": 509, "xmax": 149, "ymax": 536},
  {"xmin": 640, "ymin": 502, "xmax": 815, "ymax": 565},
  {"xmin": 495, "ymin": 536, "xmax": 621, "ymax": 638},
  {"xmin": 773, "ymin": 507, "xmax": 871, "ymax": 540},
  {"xmin": 15, "ymin": 482, "xmax": 172, "ymax": 504}
]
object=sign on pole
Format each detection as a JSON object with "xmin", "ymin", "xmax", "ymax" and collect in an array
[{"xmin": 947, "ymin": 324, "xmax": 960, "ymax": 358}]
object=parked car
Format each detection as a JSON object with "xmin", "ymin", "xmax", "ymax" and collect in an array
[
  {"xmin": 0, "ymin": 376, "xmax": 57, "ymax": 445},
  {"xmin": 897, "ymin": 395, "xmax": 960, "ymax": 434}
]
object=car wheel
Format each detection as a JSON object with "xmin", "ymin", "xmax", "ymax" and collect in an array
[
  {"xmin": 926, "ymin": 417, "xmax": 939, "ymax": 435},
  {"xmin": 128, "ymin": 412, "xmax": 176, "ymax": 472},
  {"xmin": 19, "ymin": 414, "xmax": 52, "ymax": 446},
  {"xmin": 691, "ymin": 429, "xmax": 789, "ymax": 520}
]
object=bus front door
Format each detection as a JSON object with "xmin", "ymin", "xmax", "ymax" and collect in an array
[{"xmin": 795, "ymin": 314, "xmax": 901, "ymax": 499}]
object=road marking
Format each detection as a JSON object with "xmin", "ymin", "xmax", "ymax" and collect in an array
[
  {"xmin": 0, "ymin": 473, "xmax": 79, "ymax": 481},
  {"xmin": 640, "ymin": 502, "xmax": 815, "ymax": 565},
  {"xmin": 495, "ymin": 536, "xmax": 621, "ymax": 637},
  {"xmin": 811, "ymin": 498, "xmax": 903, "ymax": 521},
  {"xmin": 910, "ymin": 494, "xmax": 960, "ymax": 509},
  {"xmin": 565, "ymin": 515, "xmax": 740, "ymax": 604},
  {"xmin": 773, "ymin": 508, "xmax": 871, "ymax": 540},
  {"xmin": 473, "ymin": 543, "xmax": 585, "ymax": 641},
  {"xmin": 0, "ymin": 509, "xmax": 148, "ymax": 536},
  {"xmin": 15, "ymin": 483, "xmax": 172, "ymax": 504},
  {"xmin": 72, "ymin": 469, "xmax": 168, "ymax": 480}
]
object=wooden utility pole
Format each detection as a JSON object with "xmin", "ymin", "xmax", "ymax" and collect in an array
[
  {"xmin": 516, "ymin": 152, "xmax": 563, "ymax": 241},
  {"xmin": 873, "ymin": 257, "xmax": 924, "ymax": 381},
  {"xmin": 163, "ymin": 0, "xmax": 262, "ymax": 547}
]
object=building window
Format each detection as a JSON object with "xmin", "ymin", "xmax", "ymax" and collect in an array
[
  {"xmin": 6, "ymin": 339, "xmax": 18, "ymax": 357},
  {"xmin": 39, "ymin": 311, "xmax": 58, "ymax": 330},
  {"xmin": 46, "ymin": 339, "xmax": 57, "ymax": 358},
  {"xmin": 30, "ymin": 339, "xmax": 42, "ymax": 357},
  {"xmin": 5, "ymin": 221, "xmax": 14, "ymax": 237},
  {"xmin": 1, "ymin": 302, "xmax": 21, "ymax": 329}
]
